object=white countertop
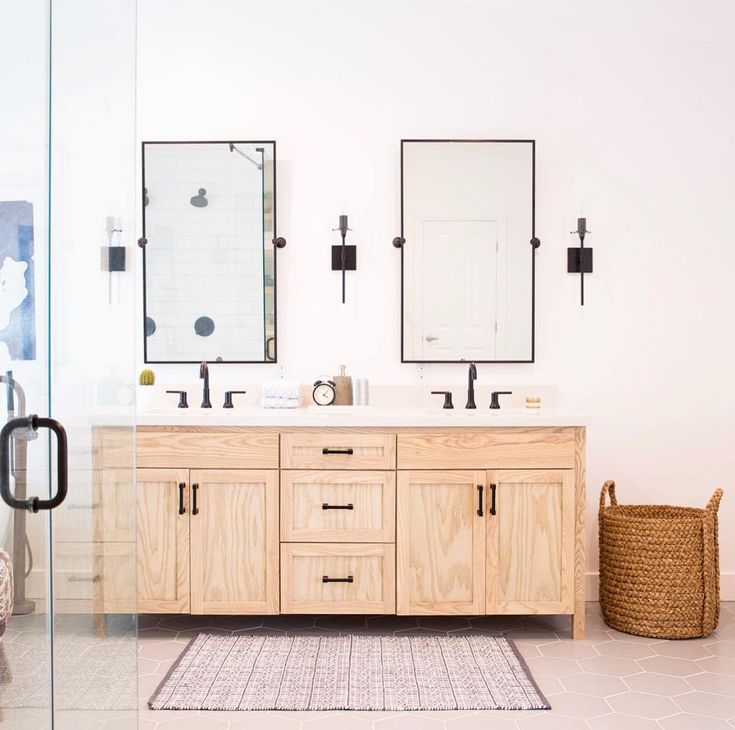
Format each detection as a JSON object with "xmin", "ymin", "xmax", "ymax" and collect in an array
[{"xmin": 133, "ymin": 406, "xmax": 587, "ymax": 428}]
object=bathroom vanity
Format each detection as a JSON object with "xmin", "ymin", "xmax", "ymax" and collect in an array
[{"xmin": 91, "ymin": 411, "xmax": 587, "ymax": 638}]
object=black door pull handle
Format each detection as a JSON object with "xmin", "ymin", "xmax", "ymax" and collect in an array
[
  {"xmin": 477, "ymin": 484, "xmax": 484, "ymax": 517},
  {"xmin": 322, "ymin": 503, "xmax": 354, "ymax": 510},
  {"xmin": 0, "ymin": 415, "xmax": 68, "ymax": 512},
  {"xmin": 192, "ymin": 483, "xmax": 199, "ymax": 515},
  {"xmin": 489, "ymin": 483, "xmax": 497, "ymax": 515},
  {"xmin": 178, "ymin": 482, "xmax": 186, "ymax": 514},
  {"xmin": 68, "ymin": 575, "xmax": 101, "ymax": 583},
  {"xmin": 322, "ymin": 448, "xmax": 354, "ymax": 455},
  {"xmin": 322, "ymin": 575, "xmax": 354, "ymax": 583}
]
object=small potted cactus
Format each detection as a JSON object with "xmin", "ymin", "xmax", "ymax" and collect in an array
[
  {"xmin": 137, "ymin": 368, "xmax": 157, "ymax": 408},
  {"xmin": 139, "ymin": 369, "xmax": 156, "ymax": 386}
]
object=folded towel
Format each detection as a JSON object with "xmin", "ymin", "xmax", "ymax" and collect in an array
[
  {"xmin": 262, "ymin": 396, "xmax": 300, "ymax": 409},
  {"xmin": 262, "ymin": 379, "xmax": 299, "ymax": 400}
]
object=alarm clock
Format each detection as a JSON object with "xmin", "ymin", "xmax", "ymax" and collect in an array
[{"xmin": 312, "ymin": 378, "xmax": 336, "ymax": 406}]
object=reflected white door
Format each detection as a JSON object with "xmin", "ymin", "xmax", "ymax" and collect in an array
[{"xmin": 415, "ymin": 220, "xmax": 499, "ymax": 360}]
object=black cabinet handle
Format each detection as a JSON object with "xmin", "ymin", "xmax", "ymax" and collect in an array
[
  {"xmin": 477, "ymin": 484, "xmax": 484, "ymax": 517},
  {"xmin": 322, "ymin": 575, "xmax": 354, "ymax": 583},
  {"xmin": 489, "ymin": 483, "xmax": 497, "ymax": 515},
  {"xmin": 178, "ymin": 482, "xmax": 186, "ymax": 514},
  {"xmin": 322, "ymin": 448, "xmax": 354, "ymax": 455},
  {"xmin": 68, "ymin": 575, "xmax": 100, "ymax": 583},
  {"xmin": 192, "ymin": 483, "xmax": 199, "ymax": 515},
  {"xmin": 322, "ymin": 503, "xmax": 354, "ymax": 510}
]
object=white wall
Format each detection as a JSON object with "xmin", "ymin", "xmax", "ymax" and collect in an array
[{"xmin": 138, "ymin": 0, "xmax": 735, "ymax": 596}]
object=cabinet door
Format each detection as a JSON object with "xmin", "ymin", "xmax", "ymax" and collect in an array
[
  {"xmin": 397, "ymin": 470, "xmax": 485, "ymax": 615},
  {"xmin": 137, "ymin": 468, "xmax": 190, "ymax": 613},
  {"xmin": 190, "ymin": 469, "xmax": 279, "ymax": 614},
  {"xmin": 486, "ymin": 469, "xmax": 574, "ymax": 614}
]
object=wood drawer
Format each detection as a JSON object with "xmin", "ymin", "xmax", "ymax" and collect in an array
[
  {"xmin": 397, "ymin": 428, "xmax": 576, "ymax": 469},
  {"xmin": 94, "ymin": 427, "xmax": 134, "ymax": 469},
  {"xmin": 137, "ymin": 428, "xmax": 278, "ymax": 469},
  {"xmin": 53, "ymin": 542, "xmax": 136, "ymax": 613},
  {"xmin": 281, "ymin": 470, "xmax": 395, "ymax": 542},
  {"xmin": 54, "ymin": 476, "xmax": 94, "ymax": 543},
  {"xmin": 280, "ymin": 543, "xmax": 395, "ymax": 614},
  {"xmin": 281, "ymin": 431, "xmax": 395, "ymax": 469}
]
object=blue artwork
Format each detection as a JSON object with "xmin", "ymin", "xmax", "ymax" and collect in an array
[{"xmin": 0, "ymin": 201, "xmax": 36, "ymax": 360}]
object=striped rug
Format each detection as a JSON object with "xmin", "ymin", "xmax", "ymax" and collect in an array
[{"xmin": 149, "ymin": 632, "xmax": 549, "ymax": 711}]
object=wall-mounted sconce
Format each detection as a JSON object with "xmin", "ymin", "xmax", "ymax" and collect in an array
[
  {"xmin": 568, "ymin": 217, "xmax": 592, "ymax": 305},
  {"xmin": 101, "ymin": 216, "xmax": 126, "ymax": 305},
  {"xmin": 101, "ymin": 216, "xmax": 125, "ymax": 272},
  {"xmin": 331, "ymin": 214, "xmax": 356, "ymax": 304}
]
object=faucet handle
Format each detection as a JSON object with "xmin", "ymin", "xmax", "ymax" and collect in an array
[
  {"xmin": 166, "ymin": 390, "xmax": 189, "ymax": 408},
  {"xmin": 489, "ymin": 391, "xmax": 512, "ymax": 409},
  {"xmin": 430, "ymin": 391, "xmax": 454, "ymax": 409},
  {"xmin": 223, "ymin": 390, "xmax": 247, "ymax": 409}
]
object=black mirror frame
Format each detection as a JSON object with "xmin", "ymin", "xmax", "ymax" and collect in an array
[{"xmin": 140, "ymin": 140, "xmax": 282, "ymax": 364}]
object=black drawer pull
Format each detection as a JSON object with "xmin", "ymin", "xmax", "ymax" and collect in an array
[
  {"xmin": 322, "ymin": 575, "xmax": 354, "ymax": 583},
  {"xmin": 477, "ymin": 484, "xmax": 484, "ymax": 517},
  {"xmin": 322, "ymin": 503, "xmax": 354, "ymax": 510},
  {"xmin": 178, "ymin": 482, "xmax": 186, "ymax": 515},
  {"xmin": 489, "ymin": 483, "xmax": 497, "ymax": 515},
  {"xmin": 192, "ymin": 483, "xmax": 199, "ymax": 515},
  {"xmin": 68, "ymin": 575, "xmax": 100, "ymax": 583},
  {"xmin": 322, "ymin": 448, "xmax": 354, "ymax": 455}
]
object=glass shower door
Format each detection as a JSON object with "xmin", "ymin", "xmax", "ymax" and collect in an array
[{"xmin": 0, "ymin": 1, "xmax": 138, "ymax": 728}]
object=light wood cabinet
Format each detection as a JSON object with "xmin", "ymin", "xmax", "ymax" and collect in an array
[
  {"xmin": 281, "ymin": 470, "xmax": 395, "ymax": 542},
  {"xmin": 137, "ymin": 427, "xmax": 278, "ymax": 469},
  {"xmin": 281, "ymin": 431, "xmax": 396, "ymax": 469},
  {"xmin": 281, "ymin": 543, "xmax": 395, "ymax": 614},
  {"xmin": 95, "ymin": 425, "xmax": 586, "ymax": 637},
  {"xmin": 190, "ymin": 470, "xmax": 279, "ymax": 614},
  {"xmin": 137, "ymin": 468, "xmax": 190, "ymax": 613},
  {"xmin": 136, "ymin": 467, "xmax": 279, "ymax": 614},
  {"xmin": 397, "ymin": 468, "xmax": 576, "ymax": 619},
  {"xmin": 397, "ymin": 428, "xmax": 575, "ymax": 469},
  {"xmin": 486, "ymin": 469, "xmax": 575, "ymax": 615},
  {"xmin": 397, "ymin": 470, "xmax": 486, "ymax": 615},
  {"xmin": 95, "ymin": 468, "xmax": 136, "ymax": 543}
]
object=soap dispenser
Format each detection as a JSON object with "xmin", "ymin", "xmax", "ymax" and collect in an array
[{"xmin": 333, "ymin": 364, "xmax": 353, "ymax": 406}]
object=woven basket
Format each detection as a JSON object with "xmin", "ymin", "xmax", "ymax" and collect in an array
[{"xmin": 599, "ymin": 481, "xmax": 723, "ymax": 639}]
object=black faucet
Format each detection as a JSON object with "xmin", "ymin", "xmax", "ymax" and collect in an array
[
  {"xmin": 489, "ymin": 390, "xmax": 513, "ymax": 409},
  {"xmin": 466, "ymin": 362, "xmax": 477, "ymax": 409},
  {"xmin": 199, "ymin": 362, "xmax": 211, "ymax": 408}
]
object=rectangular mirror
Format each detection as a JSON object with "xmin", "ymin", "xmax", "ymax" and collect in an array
[
  {"xmin": 142, "ymin": 140, "xmax": 278, "ymax": 363},
  {"xmin": 400, "ymin": 139, "xmax": 535, "ymax": 363}
]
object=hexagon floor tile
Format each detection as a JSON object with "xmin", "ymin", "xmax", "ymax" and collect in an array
[{"xmin": 2, "ymin": 603, "xmax": 733, "ymax": 728}]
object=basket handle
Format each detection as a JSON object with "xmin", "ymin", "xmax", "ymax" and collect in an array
[
  {"xmin": 705, "ymin": 488, "xmax": 724, "ymax": 513},
  {"xmin": 599, "ymin": 480, "xmax": 617, "ymax": 511}
]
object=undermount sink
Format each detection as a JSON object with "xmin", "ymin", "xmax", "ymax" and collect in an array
[{"xmin": 307, "ymin": 405, "xmax": 375, "ymax": 412}]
